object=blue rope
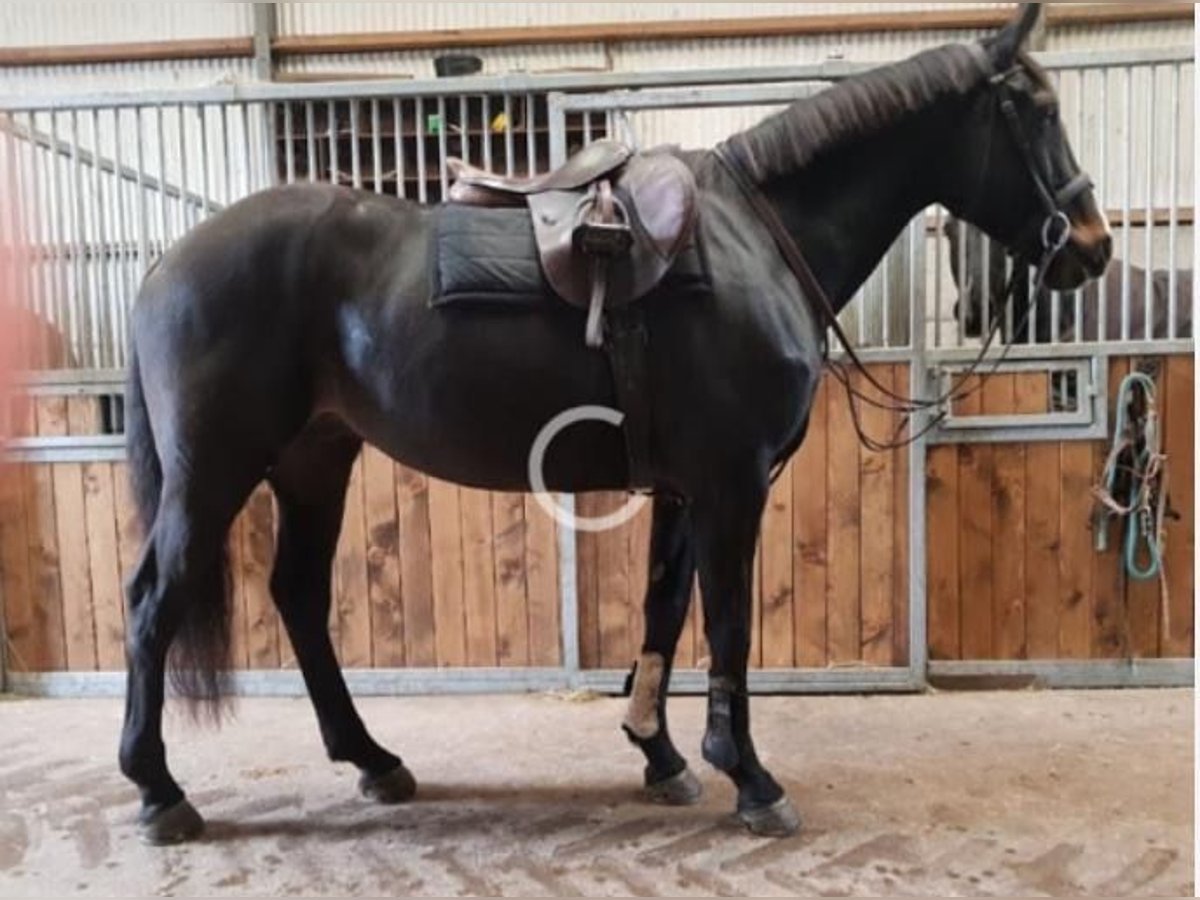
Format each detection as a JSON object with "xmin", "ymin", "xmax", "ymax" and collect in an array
[{"xmin": 1095, "ymin": 372, "xmax": 1166, "ymax": 581}]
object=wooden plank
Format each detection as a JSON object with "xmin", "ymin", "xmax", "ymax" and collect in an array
[
  {"xmin": 694, "ymin": 580, "xmax": 708, "ymax": 668},
  {"xmin": 1024, "ymin": 407, "xmax": 1061, "ymax": 659},
  {"xmin": 673, "ymin": 572, "xmax": 697, "ymax": 670},
  {"xmin": 240, "ymin": 484, "xmax": 279, "ymax": 669},
  {"xmin": 21, "ymin": 460, "xmax": 67, "ymax": 671},
  {"xmin": 750, "ymin": 531, "xmax": 763, "ymax": 669},
  {"xmin": 858, "ymin": 365, "xmax": 894, "ymax": 665},
  {"xmin": 227, "ymin": 511, "xmax": 250, "ymax": 670},
  {"xmin": 760, "ymin": 455, "xmax": 795, "ymax": 667},
  {"xmin": 986, "ymin": 375, "xmax": 1023, "ymax": 661},
  {"xmin": 0, "ymin": 463, "xmax": 35, "ymax": 672},
  {"xmin": 427, "ymin": 477, "xmax": 467, "ymax": 667},
  {"xmin": 596, "ymin": 495, "xmax": 634, "ymax": 669},
  {"xmin": 891, "ymin": 364, "xmax": 910, "ymax": 667},
  {"xmin": 627, "ymin": 500, "xmax": 653, "ymax": 665},
  {"xmin": 492, "ymin": 492, "xmax": 529, "ymax": 667},
  {"xmin": 362, "ymin": 447, "xmax": 404, "ymax": 667},
  {"xmin": 82, "ymin": 462, "xmax": 125, "ymax": 670},
  {"xmin": 396, "ymin": 466, "xmax": 436, "ymax": 667},
  {"xmin": 957, "ymin": 377, "xmax": 993, "ymax": 661},
  {"xmin": 825, "ymin": 371, "xmax": 862, "ymax": 664},
  {"xmin": 523, "ymin": 495, "xmax": 560, "ymax": 667},
  {"xmin": 793, "ymin": 377, "xmax": 829, "ymax": 668},
  {"xmin": 989, "ymin": 375, "xmax": 1034, "ymax": 660},
  {"xmin": 1161, "ymin": 356, "xmax": 1194, "ymax": 658},
  {"xmin": 1058, "ymin": 440, "xmax": 1095, "ymax": 659},
  {"xmin": 574, "ymin": 495, "xmax": 601, "ymax": 669},
  {"xmin": 926, "ymin": 445, "xmax": 960, "ymax": 661},
  {"xmin": 334, "ymin": 454, "xmax": 371, "ymax": 668},
  {"xmin": 51, "ymin": 398, "xmax": 96, "ymax": 671},
  {"xmin": 1091, "ymin": 359, "xmax": 1128, "ymax": 658},
  {"xmin": 0, "ymin": 37, "xmax": 254, "ymax": 67},
  {"xmin": 459, "ymin": 488, "xmax": 498, "ymax": 667}
]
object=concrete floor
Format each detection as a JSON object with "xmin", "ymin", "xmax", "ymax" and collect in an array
[{"xmin": 0, "ymin": 689, "xmax": 1192, "ymax": 897}]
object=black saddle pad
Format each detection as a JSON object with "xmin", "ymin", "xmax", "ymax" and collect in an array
[{"xmin": 430, "ymin": 204, "xmax": 707, "ymax": 311}]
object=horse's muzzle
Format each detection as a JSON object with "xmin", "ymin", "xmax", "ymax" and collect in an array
[{"xmin": 1045, "ymin": 229, "xmax": 1113, "ymax": 290}]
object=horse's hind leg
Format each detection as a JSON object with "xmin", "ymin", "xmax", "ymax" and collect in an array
[
  {"xmin": 623, "ymin": 495, "xmax": 703, "ymax": 806},
  {"xmin": 268, "ymin": 421, "xmax": 416, "ymax": 803},
  {"xmin": 121, "ymin": 474, "xmax": 253, "ymax": 845}
]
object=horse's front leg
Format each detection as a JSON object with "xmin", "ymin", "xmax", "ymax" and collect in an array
[
  {"xmin": 693, "ymin": 472, "xmax": 801, "ymax": 837},
  {"xmin": 623, "ymin": 494, "xmax": 703, "ymax": 805}
]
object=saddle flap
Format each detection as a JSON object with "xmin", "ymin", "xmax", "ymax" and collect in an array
[{"xmin": 529, "ymin": 152, "xmax": 698, "ymax": 310}]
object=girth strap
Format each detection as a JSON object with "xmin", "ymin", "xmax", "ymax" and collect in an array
[{"xmin": 604, "ymin": 306, "xmax": 654, "ymax": 489}]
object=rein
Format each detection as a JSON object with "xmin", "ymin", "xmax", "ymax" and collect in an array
[{"xmin": 712, "ymin": 59, "xmax": 1088, "ymax": 454}]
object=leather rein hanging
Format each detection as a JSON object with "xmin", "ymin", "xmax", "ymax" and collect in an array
[{"xmin": 713, "ymin": 60, "xmax": 1093, "ymax": 454}]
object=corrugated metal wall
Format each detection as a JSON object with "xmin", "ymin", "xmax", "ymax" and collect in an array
[
  {"xmin": 0, "ymin": 2, "xmax": 253, "ymax": 46},
  {"xmin": 1, "ymin": 3, "xmax": 1191, "ymax": 89}
]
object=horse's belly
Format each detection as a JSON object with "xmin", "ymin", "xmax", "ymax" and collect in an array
[{"xmin": 335, "ymin": 308, "xmax": 632, "ymax": 492}]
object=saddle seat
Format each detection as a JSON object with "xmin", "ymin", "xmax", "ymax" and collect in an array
[
  {"xmin": 447, "ymin": 139, "xmax": 698, "ymax": 347},
  {"xmin": 447, "ymin": 140, "xmax": 634, "ymax": 204}
]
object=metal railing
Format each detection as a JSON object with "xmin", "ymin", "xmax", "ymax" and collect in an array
[{"xmin": 1, "ymin": 47, "xmax": 1189, "ymax": 379}]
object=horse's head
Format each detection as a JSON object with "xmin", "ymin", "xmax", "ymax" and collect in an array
[{"xmin": 951, "ymin": 3, "xmax": 1113, "ymax": 292}]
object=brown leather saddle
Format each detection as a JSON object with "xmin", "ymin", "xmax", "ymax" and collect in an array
[{"xmin": 448, "ymin": 140, "xmax": 698, "ymax": 347}]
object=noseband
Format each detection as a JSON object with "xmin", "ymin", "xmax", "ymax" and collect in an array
[{"xmin": 714, "ymin": 50, "xmax": 1093, "ymax": 453}]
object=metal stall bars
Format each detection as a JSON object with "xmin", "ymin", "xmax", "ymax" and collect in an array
[{"xmin": 923, "ymin": 46, "xmax": 1194, "ymax": 688}]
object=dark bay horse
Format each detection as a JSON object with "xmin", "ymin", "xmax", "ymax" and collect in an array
[
  {"xmin": 122, "ymin": 4, "xmax": 1112, "ymax": 843},
  {"xmin": 946, "ymin": 215, "xmax": 1191, "ymax": 343}
]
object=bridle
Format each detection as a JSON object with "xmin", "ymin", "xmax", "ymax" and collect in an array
[
  {"xmin": 987, "ymin": 64, "xmax": 1094, "ymax": 260},
  {"xmin": 714, "ymin": 47, "xmax": 1095, "ymax": 453}
]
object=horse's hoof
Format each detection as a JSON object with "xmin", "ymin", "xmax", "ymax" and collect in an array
[
  {"xmin": 359, "ymin": 764, "xmax": 417, "ymax": 805},
  {"xmin": 738, "ymin": 796, "xmax": 801, "ymax": 838},
  {"xmin": 644, "ymin": 767, "xmax": 703, "ymax": 806},
  {"xmin": 137, "ymin": 798, "xmax": 205, "ymax": 845}
]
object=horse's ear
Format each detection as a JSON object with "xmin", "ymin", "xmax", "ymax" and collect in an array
[{"xmin": 984, "ymin": 3, "xmax": 1043, "ymax": 69}]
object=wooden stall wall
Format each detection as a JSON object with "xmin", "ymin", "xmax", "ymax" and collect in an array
[
  {"xmin": 574, "ymin": 363, "xmax": 913, "ymax": 672},
  {"xmin": 927, "ymin": 355, "xmax": 1194, "ymax": 661},
  {"xmin": 0, "ymin": 402, "xmax": 561, "ymax": 672},
  {"xmin": 2, "ymin": 358, "xmax": 1192, "ymax": 678}
]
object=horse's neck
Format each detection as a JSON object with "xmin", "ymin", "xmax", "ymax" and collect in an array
[{"xmin": 768, "ymin": 108, "xmax": 955, "ymax": 312}]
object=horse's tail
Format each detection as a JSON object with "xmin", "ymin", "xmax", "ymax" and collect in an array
[
  {"xmin": 126, "ymin": 344, "xmax": 162, "ymax": 533},
  {"xmin": 126, "ymin": 341, "xmax": 233, "ymax": 719}
]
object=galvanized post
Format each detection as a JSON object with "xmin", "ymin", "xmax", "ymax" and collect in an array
[
  {"xmin": 253, "ymin": 3, "xmax": 277, "ymax": 84},
  {"xmin": 907, "ymin": 213, "xmax": 929, "ymax": 689},
  {"xmin": 392, "ymin": 98, "xmax": 405, "ymax": 198},
  {"xmin": 546, "ymin": 91, "xmax": 580, "ymax": 684}
]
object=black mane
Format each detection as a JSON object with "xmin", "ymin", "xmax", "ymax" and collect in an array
[{"xmin": 725, "ymin": 42, "xmax": 991, "ymax": 183}]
